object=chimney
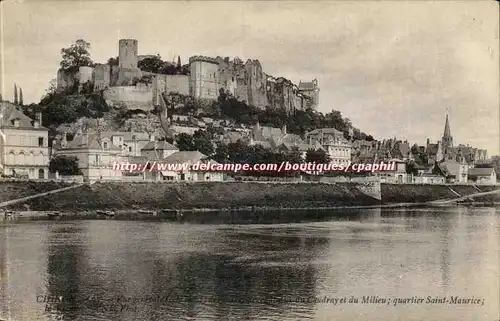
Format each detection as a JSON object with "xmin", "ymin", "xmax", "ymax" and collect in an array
[
  {"xmin": 82, "ymin": 132, "xmax": 88, "ymax": 146},
  {"xmin": 61, "ymin": 132, "xmax": 67, "ymax": 147},
  {"xmin": 36, "ymin": 112, "xmax": 42, "ymax": 126}
]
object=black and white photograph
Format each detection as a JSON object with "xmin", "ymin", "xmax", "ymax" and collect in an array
[{"xmin": 0, "ymin": 1, "xmax": 499, "ymax": 320}]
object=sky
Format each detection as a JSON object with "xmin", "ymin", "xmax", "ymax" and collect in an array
[{"xmin": 1, "ymin": 0, "xmax": 499, "ymax": 155}]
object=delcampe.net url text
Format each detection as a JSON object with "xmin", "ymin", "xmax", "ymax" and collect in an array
[{"xmin": 112, "ymin": 161, "xmax": 397, "ymax": 173}]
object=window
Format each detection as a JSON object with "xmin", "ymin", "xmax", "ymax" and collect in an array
[
  {"xmin": 103, "ymin": 142, "xmax": 108, "ymax": 149},
  {"xmin": 38, "ymin": 137, "xmax": 44, "ymax": 147},
  {"xmin": 95, "ymin": 155, "xmax": 99, "ymax": 164},
  {"xmin": 129, "ymin": 147, "xmax": 132, "ymax": 152}
]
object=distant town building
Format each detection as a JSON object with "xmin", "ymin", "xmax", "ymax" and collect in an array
[
  {"xmin": 159, "ymin": 151, "xmax": 223, "ymax": 181},
  {"xmin": 99, "ymin": 131, "xmax": 152, "ymax": 157},
  {"xmin": 439, "ymin": 160, "xmax": 469, "ymax": 184},
  {"xmin": 378, "ymin": 158, "xmax": 410, "ymax": 184},
  {"xmin": 249, "ymin": 122, "xmax": 320, "ymax": 158},
  {"xmin": 438, "ymin": 114, "xmax": 488, "ymax": 165},
  {"xmin": 140, "ymin": 140, "xmax": 178, "ymax": 160},
  {"xmin": 468, "ymin": 167, "xmax": 497, "ymax": 185}
]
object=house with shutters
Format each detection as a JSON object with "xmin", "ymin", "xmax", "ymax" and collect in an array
[{"xmin": 0, "ymin": 102, "xmax": 49, "ymax": 179}]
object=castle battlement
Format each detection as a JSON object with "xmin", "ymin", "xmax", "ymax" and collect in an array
[{"xmin": 189, "ymin": 55, "xmax": 218, "ymax": 64}]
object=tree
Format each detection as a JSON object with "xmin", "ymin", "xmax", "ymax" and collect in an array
[
  {"xmin": 138, "ymin": 55, "xmax": 164, "ymax": 74},
  {"xmin": 60, "ymin": 39, "xmax": 93, "ymax": 71},
  {"xmin": 193, "ymin": 130, "xmax": 215, "ymax": 156},
  {"xmin": 405, "ymin": 160, "xmax": 419, "ymax": 175},
  {"xmin": 213, "ymin": 144, "xmax": 230, "ymax": 163},
  {"xmin": 175, "ymin": 133, "xmax": 196, "ymax": 151},
  {"xmin": 107, "ymin": 56, "xmax": 119, "ymax": 66},
  {"xmin": 49, "ymin": 155, "xmax": 82, "ymax": 175},
  {"xmin": 176, "ymin": 55, "xmax": 181, "ymax": 69},
  {"xmin": 19, "ymin": 87, "xmax": 24, "ymax": 106},
  {"xmin": 14, "ymin": 84, "xmax": 18, "ymax": 105},
  {"xmin": 194, "ymin": 136, "xmax": 214, "ymax": 156}
]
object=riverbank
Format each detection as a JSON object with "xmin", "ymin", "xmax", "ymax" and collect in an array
[
  {"xmin": 4, "ymin": 181, "xmax": 380, "ymax": 211},
  {"xmin": 0, "ymin": 181, "xmax": 499, "ymax": 213}
]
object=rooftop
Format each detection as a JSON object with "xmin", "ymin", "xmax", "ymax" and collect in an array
[
  {"xmin": 468, "ymin": 167, "xmax": 496, "ymax": 176},
  {"xmin": 0, "ymin": 102, "xmax": 48, "ymax": 131}
]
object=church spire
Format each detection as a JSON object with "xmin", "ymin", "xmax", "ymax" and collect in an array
[
  {"xmin": 443, "ymin": 114, "xmax": 451, "ymax": 137},
  {"xmin": 441, "ymin": 113, "xmax": 453, "ymax": 150}
]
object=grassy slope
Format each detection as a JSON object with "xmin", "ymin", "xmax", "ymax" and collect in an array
[
  {"xmin": 0, "ymin": 181, "xmax": 74, "ymax": 203},
  {"xmin": 14, "ymin": 182, "xmax": 379, "ymax": 210}
]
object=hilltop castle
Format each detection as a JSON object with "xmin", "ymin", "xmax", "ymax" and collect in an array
[{"xmin": 57, "ymin": 39, "xmax": 320, "ymax": 114}]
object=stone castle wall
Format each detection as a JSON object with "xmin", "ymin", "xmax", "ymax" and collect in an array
[
  {"xmin": 152, "ymin": 75, "xmax": 189, "ymax": 105},
  {"xmin": 116, "ymin": 68, "xmax": 143, "ymax": 86},
  {"xmin": 103, "ymin": 85, "xmax": 153, "ymax": 111},
  {"xmin": 56, "ymin": 39, "xmax": 318, "ymax": 113},
  {"xmin": 56, "ymin": 69, "xmax": 77, "ymax": 91},
  {"xmin": 78, "ymin": 66, "xmax": 94, "ymax": 84},
  {"xmin": 94, "ymin": 64, "xmax": 111, "ymax": 91},
  {"xmin": 214, "ymin": 57, "xmax": 310, "ymax": 112}
]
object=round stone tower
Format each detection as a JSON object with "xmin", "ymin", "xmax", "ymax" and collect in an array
[
  {"xmin": 118, "ymin": 39, "xmax": 138, "ymax": 69},
  {"xmin": 189, "ymin": 56, "xmax": 219, "ymax": 99}
]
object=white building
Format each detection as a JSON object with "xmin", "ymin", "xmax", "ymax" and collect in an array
[
  {"xmin": 53, "ymin": 132, "xmax": 124, "ymax": 182},
  {"xmin": 379, "ymin": 158, "xmax": 411, "ymax": 183},
  {"xmin": 0, "ymin": 102, "xmax": 50, "ymax": 179},
  {"xmin": 439, "ymin": 160, "xmax": 469, "ymax": 184},
  {"xmin": 306, "ymin": 128, "xmax": 352, "ymax": 165},
  {"xmin": 468, "ymin": 168, "xmax": 497, "ymax": 185},
  {"xmin": 159, "ymin": 151, "xmax": 223, "ymax": 181},
  {"xmin": 99, "ymin": 131, "xmax": 152, "ymax": 156}
]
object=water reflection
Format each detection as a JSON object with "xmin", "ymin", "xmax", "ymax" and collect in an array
[
  {"xmin": 0, "ymin": 207, "xmax": 498, "ymax": 321},
  {"xmin": 0, "ymin": 225, "xmax": 10, "ymax": 318},
  {"xmin": 45, "ymin": 225, "xmax": 89, "ymax": 320}
]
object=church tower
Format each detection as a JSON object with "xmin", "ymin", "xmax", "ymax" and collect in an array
[{"xmin": 441, "ymin": 114, "xmax": 453, "ymax": 150}]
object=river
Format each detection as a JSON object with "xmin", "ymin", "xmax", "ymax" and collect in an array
[{"xmin": 0, "ymin": 206, "xmax": 498, "ymax": 321}]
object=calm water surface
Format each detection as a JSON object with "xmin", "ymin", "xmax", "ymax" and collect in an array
[{"xmin": 0, "ymin": 207, "xmax": 498, "ymax": 321}]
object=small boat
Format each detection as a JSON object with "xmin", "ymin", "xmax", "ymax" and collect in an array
[
  {"xmin": 160, "ymin": 209, "xmax": 183, "ymax": 220},
  {"xmin": 96, "ymin": 210, "xmax": 115, "ymax": 217},
  {"xmin": 137, "ymin": 209, "xmax": 157, "ymax": 215},
  {"xmin": 3, "ymin": 210, "xmax": 14, "ymax": 218},
  {"xmin": 47, "ymin": 211, "xmax": 60, "ymax": 217}
]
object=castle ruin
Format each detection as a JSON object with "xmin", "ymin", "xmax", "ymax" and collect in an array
[{"xmin": 56, "ymin": 39, "xmax": 320, "ymax": 114}]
